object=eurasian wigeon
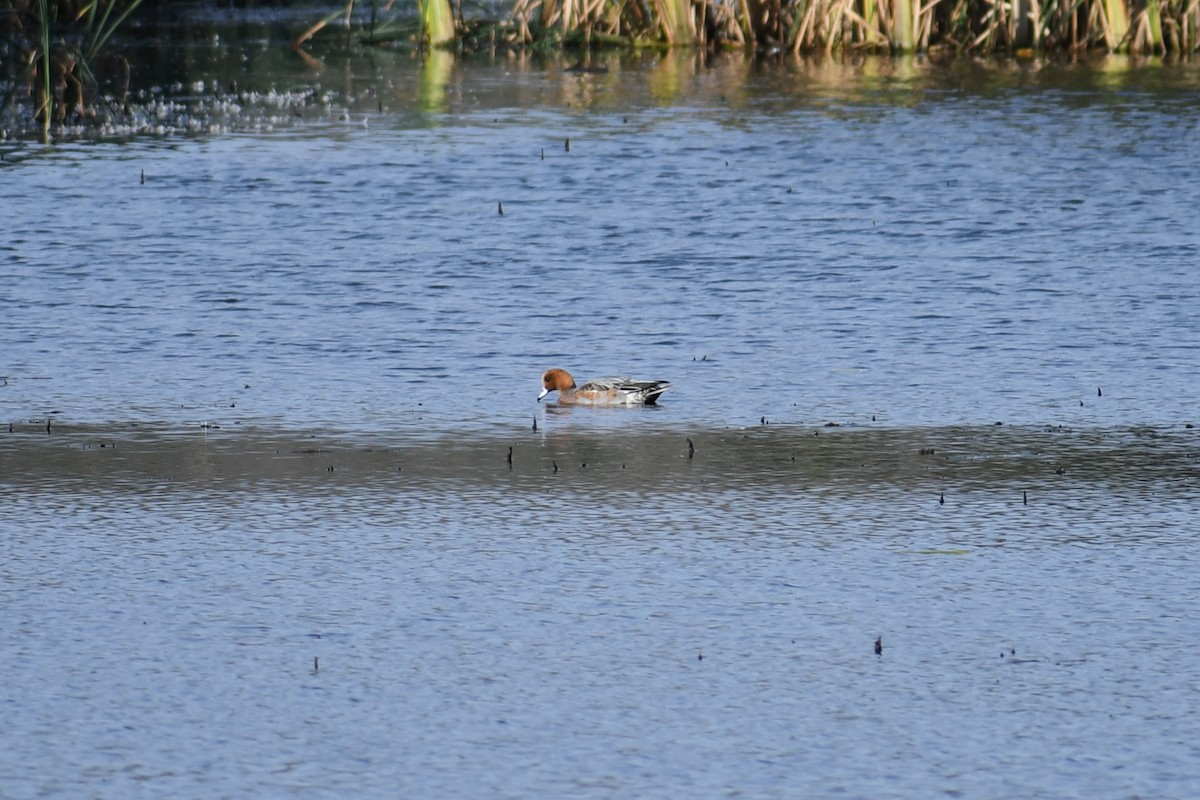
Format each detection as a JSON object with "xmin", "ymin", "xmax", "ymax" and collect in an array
[{"xmin": 538, "ymin": 368, "xmax": 671, "ymax": 406}]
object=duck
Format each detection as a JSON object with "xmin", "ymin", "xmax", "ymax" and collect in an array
[{"xmin": 538, "ymin": 368, "xmax": 671, "ymax": 406}]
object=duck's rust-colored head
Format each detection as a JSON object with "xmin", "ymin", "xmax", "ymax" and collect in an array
[{"xmin": 538, "ymin": 368, "xmax": 576, "ymax": 401}]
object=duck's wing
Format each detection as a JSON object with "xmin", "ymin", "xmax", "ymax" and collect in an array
[{"xmin": 583, "ymin": 377, "xmax": 672, "ymax": 404}]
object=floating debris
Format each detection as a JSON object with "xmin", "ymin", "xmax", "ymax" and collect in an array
[{"xmin": 875, "ymin": 637, "xmax": 882, "ymax": 655}]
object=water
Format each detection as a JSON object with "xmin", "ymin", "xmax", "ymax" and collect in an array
[{"xmin": 3, "ymin": 43, "xmax": 1200, "ymax": 798}]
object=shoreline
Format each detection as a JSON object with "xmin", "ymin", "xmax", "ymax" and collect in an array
[{"xmin": 5, "ymin": 46, "xmax": 1200, "ymax": 143}]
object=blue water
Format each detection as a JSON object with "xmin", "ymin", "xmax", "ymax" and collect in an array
[
  {"xmin": 3, "ymin": 52, "xmax": 1200, "ymax": 799},
  {"xmin": 4, "ymin": 63, "xmax": 1199, "ymax": 435}
]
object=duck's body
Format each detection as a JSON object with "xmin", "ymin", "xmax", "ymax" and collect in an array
[{"xmin": 538, "ymin": 368, "xmax": 671, "ymax": 406}]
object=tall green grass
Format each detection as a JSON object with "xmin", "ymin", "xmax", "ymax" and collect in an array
[{"xmin": 3, "ymin": 0, "xmax": 145, "ymax": 137}]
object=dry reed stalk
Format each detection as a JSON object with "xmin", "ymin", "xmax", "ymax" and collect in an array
[
  {"xmin": 1130, "ymin": 10, "xmax": 1146, "ymax": 49},
  {"xmin": 918, "ymin": 0, "xmax": 936, "ymax": 45},
  {"xmin": 1034, "ymin": 0, "xmax": 1046, "ymax": 46},
  {"xmin": 825, "ymin": 0, "xmax": 853, "ymax": 51},
  {"xmin": 653, "ymin": 0, "xmax": 694, "ymax": 42},
  {"xmin": 582, "ymin": 0, "xmax": 606, "ymax": 23},
  {"xmin": 892, "ymin": 0, "xmax": 915, "ymax": 49},
  {"xmin": 823, "ymin": 0, "xmax": 846, "ymax": 52},
  {"xmin": 873, "ymin": 0, "xmax": 894, "ymax": 43},
  {"xmin": 1101, "ymin": 0, "xmax": 1130, "ymax": 48},
  {"xmin": 713, "ymin": 1, "xmax": 746, "ymax": 43},
  {"xmin": 840, "ymin": 3, "xmax": 869, "ymax": 42},
  {"xmin": 738, "ymin": 0, "xmax": 756, "ymax": 41},
  {"xmin": 790, "ymin": 0, "xmax": 820, "ymax": 50},
  {"xmin": 854, "ymin": 0, "xmax": 887, "ymax": 45},
  {"xmin": 292, "ymin": 3, "xmax": 352, "ymax": 48}
]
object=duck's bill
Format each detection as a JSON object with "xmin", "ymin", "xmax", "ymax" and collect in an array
[{"xmin": 537, "ymin": 388, "xmax": 550, "ymax": 402}]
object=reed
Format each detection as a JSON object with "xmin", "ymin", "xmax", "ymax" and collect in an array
[
  {"xmin": 36, "ymin": 0, "xmax": 54, "ymax": 137},
  {"xmin": 500, "ymin": 0, "xmax": 1200, "ymax": 51},
  {"xmin": 270, "ymin": 0, "xmax": 1194, "ymax": 54},
  {"xmin": 2, "ymin": 0, "xmax": 145, "ymax": 136},
  {"xmin": 420, "ymin": 0, "xmax": 457, "ymax": 45},
  {"xmin": 1101, "ymin": 0, "xmax": 1131, "ymax": 48},
  {"xmin": 657, "ymin": 0, "xmax": 696, "ymax": 43}
]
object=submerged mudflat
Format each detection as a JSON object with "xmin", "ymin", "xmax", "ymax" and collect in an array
[{"xmin": 5, "ymin": 421, "xmax": 1196, "ymax": 497}]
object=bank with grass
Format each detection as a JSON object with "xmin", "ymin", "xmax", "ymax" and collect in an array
[{"xmin": 2, "ymin": 0, "xmax": 1198, "ymax": 137}]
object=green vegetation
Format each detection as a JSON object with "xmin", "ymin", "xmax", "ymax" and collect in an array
[
  {"xmin": 1, "ymin": 0, "xmax": 1196, "ymax": 137},
  {"xmin": 2, "ymin": 0, "xmax": 146, "ymax": 136},
  {"xmin": 303, "ymin": 0, "xmax": 1200, "ymax": 53},
  {"xmin": 495, "ymin": 0, "xmax": 1200, "ymax": 51}
]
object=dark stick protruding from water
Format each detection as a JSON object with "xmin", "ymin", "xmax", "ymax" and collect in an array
[
  {"xmin": 532, "ymin": 417, "xmax": 537, "ymax": 431},
  {"xmin": 507, "ymin": 446, "xmax": 512, "ymax": 467},
  {"xmin": 552, "ymin": 460, "xmax": 558, "ymax": 473},
  {"xmin": 687, "ymin": 438, "xmax": 694, "ymax": 459},
  {"xmin": 314, "ymin": 657, "xmax": 319, "ymax": 672},
  {"xmin": 1023, "ymin": 491, "xmax": 1028, "ymax": 505},
  {"xmin": 875, "ymin": 637, "xmax": 882, "ymax": 655},
  {"xmin": 140, "ymin": 169, "xmax": 144, "ymax": 185},
  {"xmin": 540, "ymin": 148, "xmax": 544, "ymax": 160},
  {"xmin": 939, "ymin": 492, "xmax": 945, "ymax": 505},
  {"xmin": 565, "ymin": 137, "xmax": 570, "ymax": 152},
  {"xmin": 1098, "ymin": 387, "xmax": 1102, "ymax": 396},
  {"xmin": 498, "ymin": 201, "xmax": 504, "ymax": 216}
]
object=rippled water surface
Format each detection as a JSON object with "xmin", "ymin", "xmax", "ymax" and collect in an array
[{"xmin": 3, "ymin": 46, "xmax": 1200, "ymax": 799}]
